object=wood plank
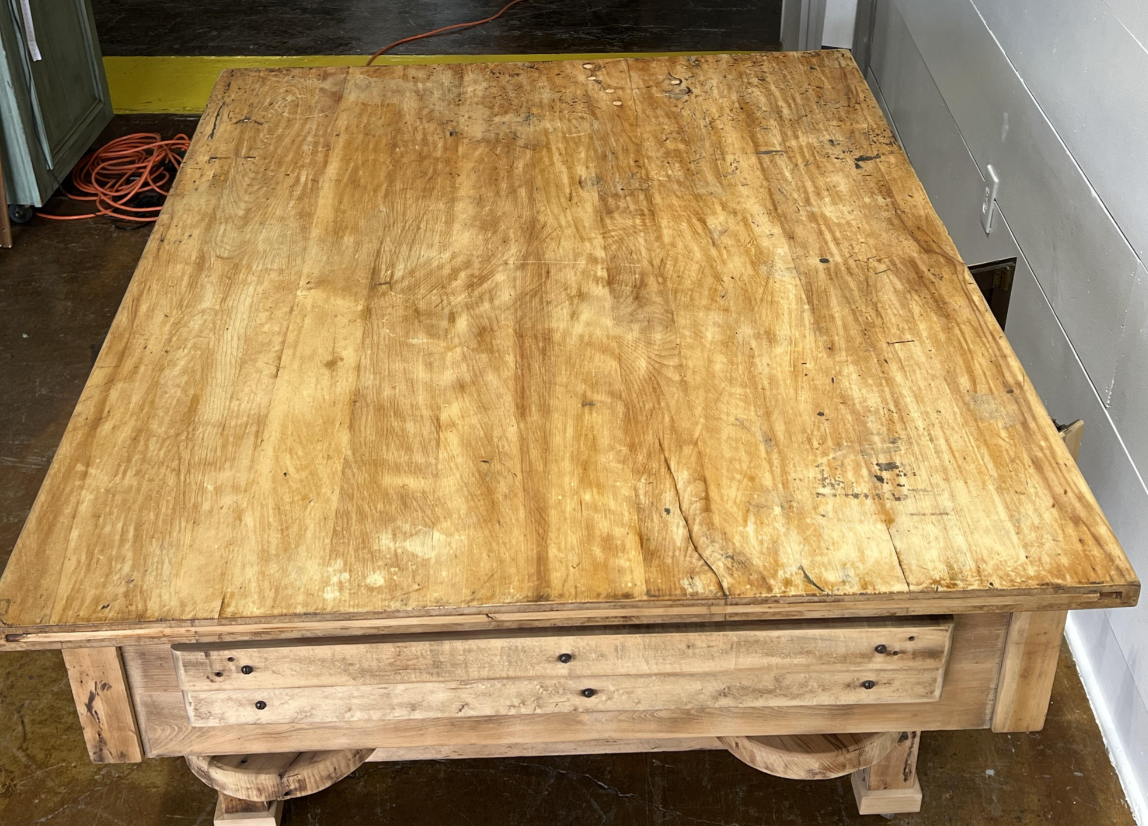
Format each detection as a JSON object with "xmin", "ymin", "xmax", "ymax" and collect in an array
[
  {"xmin": 172, "ymin": 617, "xmax": 954, "ymax": 690},
  {"xmin": 214, "ymin": 796, "xmax": 282, "ymax": 825},
  {"xmin": 1, "ymin": 589, "xmax": 1127, "ymax": 651},
  {"xmin": 851, "ymin": 775, "xmax": 923, "ymax": 815},
  {"xmin": 183, "ymin": 667, "xmax": 947, "ymax": 726},
  {"xmin": 364, "ymin": 738, "xmax": 724, "ymax": 761},
  {"xmin": 991, "ymin": 610, "xmax": 1068, "ymax": 732},
  {"xmin": 62, "ymin": 647, "xmax": 143, "ymax": 763},
  {"xmin": 1, "ymin": 54, "xmax": 1134, "ymax": 647},
  {"xmin": 219, "ymin": 794, "xmax": 277, "ymax": 815},
  {"xmin": 1059, "ymin": 419, "xmax": 1085, "ymax": 462},
  {"xmin": 125, "ymin": 613, "xmax": 1008, "ymax": 757}
]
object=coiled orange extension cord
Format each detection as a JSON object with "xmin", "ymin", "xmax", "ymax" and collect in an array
[{"xmin": 38, "ymin": 132, "xmax": 190, "ymax": 223}]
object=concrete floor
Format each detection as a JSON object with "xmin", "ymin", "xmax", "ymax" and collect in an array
[
  {"xmin": 0, "ymin": 116, "xmax": 1139, "ymax": 826},
  {"xmin": 91, "ymin": 0, "xmax": 783, "ymax": 56}
]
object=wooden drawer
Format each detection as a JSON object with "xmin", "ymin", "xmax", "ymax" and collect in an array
[{"xmin": 171, "ymin": 617, "xmax": 954, "ymax": 727}]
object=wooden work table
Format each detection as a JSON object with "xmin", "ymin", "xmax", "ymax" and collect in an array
[{"xmin": 0, "ymin": 52, "xmax": 1138, "ymax": 821}]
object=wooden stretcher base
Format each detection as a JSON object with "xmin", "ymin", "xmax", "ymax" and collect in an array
[{"xmin": 58, "ymin": 609, "xmax": 1066, "ymax": 819}]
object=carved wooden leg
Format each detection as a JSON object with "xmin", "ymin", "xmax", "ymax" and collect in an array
[
  {"xmin": 214, "ymin": 793, "xmax": 283, "ymax": 825},
  {"xmin": 851, "ymin": 731, "xmax": 923, "ymax": 815}
]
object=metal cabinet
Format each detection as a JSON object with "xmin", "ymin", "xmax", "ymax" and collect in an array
[{"xmin": 0, "ymin": 0, "xmax": 112, "ymax": 213}]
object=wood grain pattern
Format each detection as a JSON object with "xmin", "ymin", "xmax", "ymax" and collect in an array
[
  {"xmin": 173, "ymin": 619, "xmax": 951, "ymax": 725},
  {"xmin": 186, "ymin": 750, "xmax": 372, "ymax": 801},
  {"xmin": 218, "ymin": 794, "xmax": 278, "ymax": 815},
  {"xmin": 991, "ymin": 610, "xmax": 1067, "ymax": 732},
  {"xmin": 183, "ymin": 668, "xmax": 947, "ymax": 726},
  {"xmin": 0, "ymin": 591, "xmax": 1111, "ymax": 651},
  {"xmin": 0, "ymin": 53, "xmax": 1136, "ymax": 646},
  {"xmin": 863, "ymin": 730, "xmax": 920, "ymax": 790},
  {"xmin": 721, "ymin": 731, "xmax": 901, "ymax": 780},
  {"xmin": 124, "ymin": 613, "xmax": 1008, "ymax": 757},
  {"xmin": 363, "ymin": 737, "xmax": 724, "ymax": 761},
  {"xmin": 62, "ymin": 647, "xmax": 143, "ymax": 763},
  {"xmin": 214, "ymin": 796, "xmax": 282, "ymax": 825},
  {"xmin": 851, "ymin": 773, "xmax": 922, "ymax": 815},
  {"xmin": 172, "ymin": 618, "xmax": 953, "ymax": 689},
  {"xmin": 851, "ymin": 731, "xmax": 923, "ymax": 814},
  {"xmin": 1059, "ymin": 419, "xmax": 1084, "ymax": 463}
]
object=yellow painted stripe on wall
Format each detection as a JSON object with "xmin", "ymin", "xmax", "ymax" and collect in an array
[{"xmin": 105, "ymin": 52, "xmax": 758, "ymax": 114}]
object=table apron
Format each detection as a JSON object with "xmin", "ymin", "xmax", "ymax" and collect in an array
[{"xmin": 59, "ymin": 611, "xmax": 1064, "ymax": 761}]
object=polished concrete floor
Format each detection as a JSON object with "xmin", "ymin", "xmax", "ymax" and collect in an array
[
  {"xmin": 91, "ymin": 0, "xmax": 782, "ymax": 56},
  {"xmin": 0, "ymin": 116, "xmax": 1138, "ymax": 826}
]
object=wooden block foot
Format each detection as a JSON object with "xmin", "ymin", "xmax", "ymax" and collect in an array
[
  {"xmin": 851, "ymin": 773, "xmax": 922, "ymax": 815},
  {"xmin": 851, "ymin": 731, "xmax": 923, "ymax": 815},
  {"xmin": 214, "ymin": 794, "xmax": 283, "ymax": 825}
]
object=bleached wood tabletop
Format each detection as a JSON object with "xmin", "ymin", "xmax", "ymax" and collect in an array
[{"xmin": 0, "ymin": 52, "xmax": 1136, "ymax": 648}]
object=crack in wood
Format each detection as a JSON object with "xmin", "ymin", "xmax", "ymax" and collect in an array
[{"xmin": 659, "ymin": 439, "xmax": 729, "ymax": 599}]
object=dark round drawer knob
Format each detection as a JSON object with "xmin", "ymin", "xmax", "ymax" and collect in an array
[
  {"xmin": 874, "ymin": 644, "xmax": 887, "ymax": 654},
  {"xmin": 558, "ymin": 653, "xmax": 573, "ymax": 663},
  {"xmin": 861, "ymin": 680, "xmax": 876, "ymax": 690},
  {"xmin": 581, "ymin": 688, "xmax": 596, "ymax": 698},
  {"xmin": 255, "ymin": 700, "xmax": 267, "ymax": 710},
  {"xmin": 241, "ymin": 665, "xmax": 254, "ymax": 675}
]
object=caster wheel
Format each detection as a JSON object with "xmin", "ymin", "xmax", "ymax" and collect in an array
[{"xmin": 8, "ymin": 204, "xmax": 33, "ymax": 224}]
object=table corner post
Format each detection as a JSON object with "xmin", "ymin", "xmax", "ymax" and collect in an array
[
  {"xmin": 61, "ymin": 646, "xmax": 144, "ymax": 763},
  {"xmin": 991, "ymin": 610, "xmax": 1068, "ymax": 733}
]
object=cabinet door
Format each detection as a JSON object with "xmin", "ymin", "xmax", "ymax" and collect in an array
[{"xmin": 0, "ymin": 0, "xmax": 112, "ymax": 207}]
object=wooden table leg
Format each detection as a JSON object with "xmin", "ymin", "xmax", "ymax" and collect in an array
[
  {"xmin": 1, "ymin": 132, "xmax": 15, "ymax": 248},
  {"xmin": 62, "ymin": 647, "xmax": 143, "ymax": 764},
  {"xmin": 214, "ymin": 794, "xmax": 283, "ymax": 825},
  {"xmin": 851, "ymin": 730, "xmax": 923, "ymax": 815},
  {"xmin": 992, "ymin": 610, "xmax": 1068, "ymax": 732}
]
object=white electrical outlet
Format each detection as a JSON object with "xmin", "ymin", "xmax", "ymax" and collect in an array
[{"xmin": 981, "ymin": 164, "xmax": 1001, "ymax": 234}]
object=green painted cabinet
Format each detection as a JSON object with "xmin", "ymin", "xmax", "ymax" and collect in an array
[{"xmin": 0, "ymin": 0, "xmax": 112, "ymax": 209}]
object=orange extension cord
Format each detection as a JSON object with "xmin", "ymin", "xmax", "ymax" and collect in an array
[
  {"xmin": 367, "ymin": 0, "xmax": 530, "ymax": 65},
  {"xmin": 38, "ymin": 132, "xmax": 190, "ymax": 223},
  {"xmin": 38, "ymin": 5, "xmax": 527, "ymax": 221}
]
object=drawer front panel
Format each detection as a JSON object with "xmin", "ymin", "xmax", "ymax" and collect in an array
[{"xmin": 173, "ymin": 617, "xmax": 954, "ymax": 727}]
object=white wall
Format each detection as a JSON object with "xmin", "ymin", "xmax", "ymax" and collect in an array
[{"xmin": 864, "ymin": 2, "xmax": 1148, "ymax": 821}]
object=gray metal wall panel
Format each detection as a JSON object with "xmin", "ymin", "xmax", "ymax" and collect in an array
[
  {"xmin": 1104, "ymin": 0, "xmax": 1148, "ymax": 47},
  {"xmin": 894, "ymin": 0, "xmax": 1143, "ymax": 399},
  {"xmin": 975, "ymin": 0, "xmax": 1148, "ymax": 265}
]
